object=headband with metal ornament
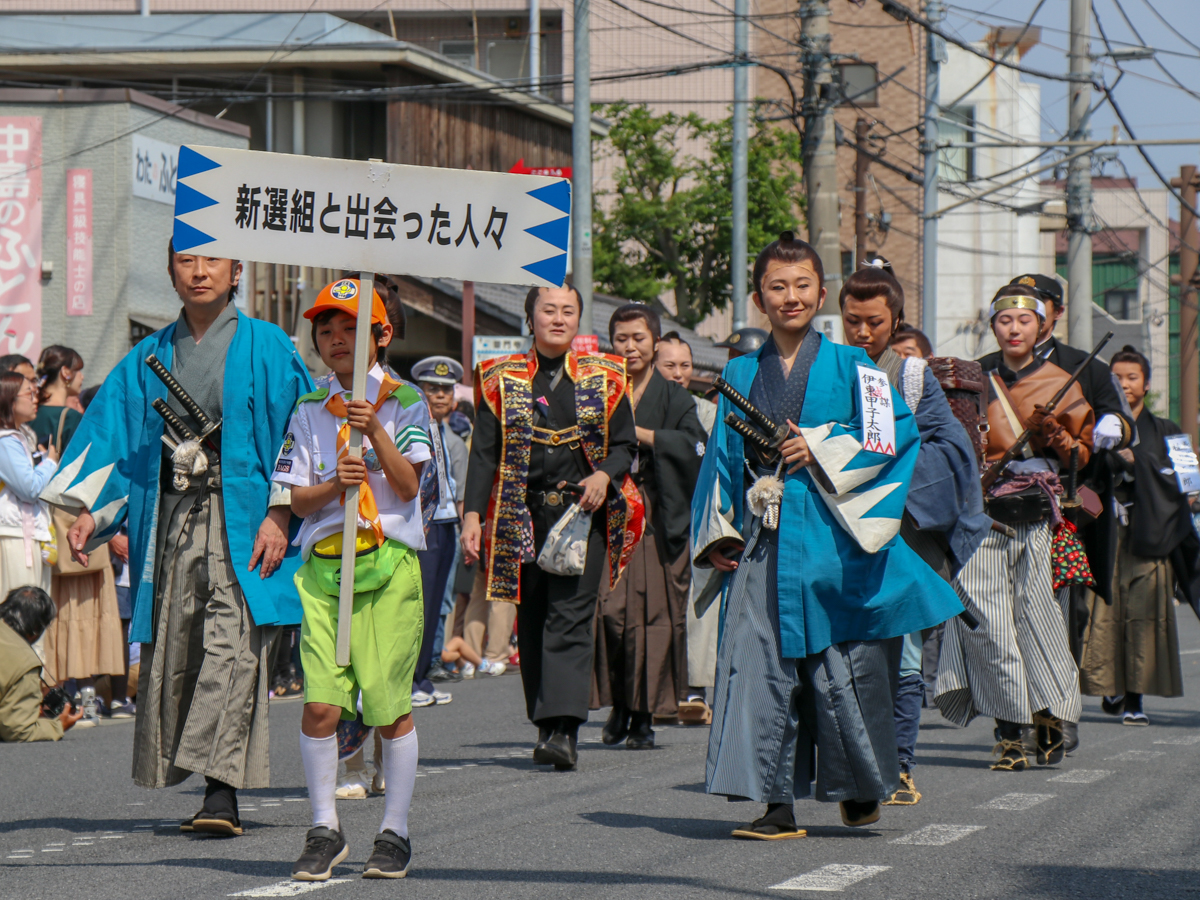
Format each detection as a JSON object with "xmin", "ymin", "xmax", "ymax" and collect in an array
[{"xmin": 988, "ymin": 294, "xmax": 1046, "ymax": 321}]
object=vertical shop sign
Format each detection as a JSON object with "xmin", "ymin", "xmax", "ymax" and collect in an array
[
  {"xmin": 66, "ymin": 168, "xmax": 92, "ymax": 316},
  {"xmin": 0, "ymin": 117, "xmax": 42, "ymax": 356}
]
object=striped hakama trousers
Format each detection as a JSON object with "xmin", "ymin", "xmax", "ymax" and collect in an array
[
  {"xmin": 132, "ymin": 476, "xmax": 278, "ymax": 789},
  {"xmin": 934, "ymin": 521, "xmax": 1081, "ymax": 727},
  {"xmin": 706, "ymin": 520, "xmax": 902, "ymax": 805}
]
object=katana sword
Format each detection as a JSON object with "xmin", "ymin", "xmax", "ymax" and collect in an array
[{"xmin": 145, "ymin": 354, "xmax": 222, "ymax": 454}]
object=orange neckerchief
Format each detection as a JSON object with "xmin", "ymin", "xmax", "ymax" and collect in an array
[{"xmin": 325, "ymin": 373, "xmax": 401, "ymax": 548}]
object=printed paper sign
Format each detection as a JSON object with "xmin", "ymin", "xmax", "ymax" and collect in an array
[
  {"xmin": 474, "ymin": 334, "xmax": 532, "ymax": 364},
  {"xmin": 132, "ymin": 134, "xmax": 180, "ymax": 206},
  {"xmin": 857, "ymin": 364, "xmax": 896, "ymax": 456},
  {"xmin": 0, "ymin": 117, "xmax": 42, "ymax": 358},
  {"xmin": 1166, "ymin": 434, "xmax": 1200, "ymax": 493},
  {"xmin": 66, "ymin": 168, "xmax": 92, "ymax": 316},
  {"xmin": 571, "ymin": 334, "xmax": 599, "ymax": 354},
  {"xmin": 173, "ymin": 146, "xmax": 571, "ymax": 287}
]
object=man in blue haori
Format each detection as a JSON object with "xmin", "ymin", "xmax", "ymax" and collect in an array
[
  {"xmin": 692, "ymin": 233, "xmax": 963, "ymax": 840},
  {"xmin": 42, "ymin": 242, "xmax": 312, "ymax": 836}
]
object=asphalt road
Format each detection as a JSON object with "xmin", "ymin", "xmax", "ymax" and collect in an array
[{"xmin": 4, "ymin": 612, "xmax": 1200, "ymax": 900}]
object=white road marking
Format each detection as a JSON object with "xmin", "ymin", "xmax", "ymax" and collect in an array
[
  {"xmin": 770, "ymin": 864, "xmax": 891, "ymax": 892},
  {"xmin": 283, "ymin": 798, "xmax": 307, "ymax": 802},
  {"xmin": 1180, "ymin": 648, "xmax": 1200, "ymax": 654},
  {"xmin": 976, "ymin": 793, "xmax": 1055, "ymax": 811},
  {"xmin": 100, "ymin": 835, "xmax": 124, "ymax": 840},
  {"xmin": 126, "ymin": 802, "xmax": 146, "ymax": 806},
  {"xmin": 1049, "ymin": 769, "xmax": 1113, "ymax": 783},
  {"xmin": 41, "ymin": 848, "xmax": 64, "ymax": 853},
  {"xmin": 1155, "ymin": 735, "xmax": 1200, "ymax": 745},
  {"xmin": 1106, "ymin": 750, "xmax": 1166, "ymax": 761},
  {"xmin": 891, "ymin": 824, "xmax": 985, "ymax": 846},
  {"xmin": 228, "ymin": 878, "xmax": 352, "ymax": 897},
  {"xmin": 7, "ymin": 855, "xmax": 32, "ymax": 859}
]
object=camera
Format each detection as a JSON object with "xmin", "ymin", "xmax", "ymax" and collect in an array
[{"xmin": 41, "ymin": 686, "xmax": 72, "ymax": 718}]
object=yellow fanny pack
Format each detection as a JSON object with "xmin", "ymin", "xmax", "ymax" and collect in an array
[{"xmin": 307, "ymin": 533, "xmax": 407, "ymax": 596}]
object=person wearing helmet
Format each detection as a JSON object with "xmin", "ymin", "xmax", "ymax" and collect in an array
[{"xmin": 714, "ymin": 326, "xmax": 769, "ymax": 360}]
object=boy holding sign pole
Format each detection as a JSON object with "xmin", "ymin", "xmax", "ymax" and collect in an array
[{"xmin": 272, "ymin": 277, "xmax": 432, "ymax": 881}]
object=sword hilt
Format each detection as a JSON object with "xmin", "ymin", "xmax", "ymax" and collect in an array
[
  {"xmin": 714, "ymin": 377, "xmax": 789, "ymax": 446},
  {"xmin": 152, "ymin": 398, "xmax": 199, "ymax": 443},
  {"xmin": 725, "ymin": 412, "xmax": 773, "ymax": 450},
  {"xmin": 146, "ymin": 354, "xmax": 217, "ymax": 433}
]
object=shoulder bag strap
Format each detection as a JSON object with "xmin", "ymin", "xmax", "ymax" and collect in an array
[{"xmin": 55, "ymin": 407, "xmax": 69, "ymax": 454}]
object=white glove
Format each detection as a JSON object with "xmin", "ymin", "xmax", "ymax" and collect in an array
[{"xmin": 1094, "ymin": 413, "xmax": 1124, "ymax": 450}]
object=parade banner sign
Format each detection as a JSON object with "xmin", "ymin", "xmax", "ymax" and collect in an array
[
  {"xmin": 173, "ymin": 146, "xmax": 571, "ymax": 287},
  {"xmin": 0, "ymin": 117, "xmax": 42, "ymax": 357},
  {"xmin": 66, "ymin": 169, "xmax": 93, "ymax": 316}
]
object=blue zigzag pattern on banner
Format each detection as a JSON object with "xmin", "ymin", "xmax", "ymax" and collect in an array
[
  {"xmin": 173, "ymin": 218, "xmax": 215, "ymax": 253},
  {"xmin": 522, "ymin": 254, "xmax": 567, "ymax": 286},
  {"xmin": 177, "ymin": 145, "xmax": 220, "ymax": 181},
  {"xmin": 524, "ymin": 215, "xmax": 569, "ymax": 252},
  {"xmin": 526, "ymin": 180, "xmax": 570, "ymax": 215},
  {"xmin": 174, "ymin": 180, "xmax": 218, "ymax": 217}
]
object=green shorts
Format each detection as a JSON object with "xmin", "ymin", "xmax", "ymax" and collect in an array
[{"xmin": 297, "ymin": 539, "xmax": 424, "ymax": 726}]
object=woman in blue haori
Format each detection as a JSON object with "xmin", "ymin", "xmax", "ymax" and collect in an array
[{"xmin": 692, "ymin": 234, "xmax": 963, "ymax": 840}]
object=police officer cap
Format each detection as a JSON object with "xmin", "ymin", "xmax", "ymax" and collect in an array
[
  {"xmin": 1008, "ymin": 273, "xmax": 1063, "ymax": 307},
  {"xmin": 412, "ymin": 355, "xmax": 463, "ymax": 385},
  {"xmin": 715, "ymin": 327, "xmax": 769, "ymax": 352}
]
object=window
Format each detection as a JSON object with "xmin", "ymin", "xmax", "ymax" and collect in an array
[
  {"xmin": 835, "ymin": 63, "xmax": 878, "ymax": 106},
  {"xmin": 441, "ymin": 40, "xmax": 477, "ymax": 69},
  {"xmin": 1103, "ymin": 288, "xmax": 1138, "ymax": 320},
  {"xmin": 487, "ymin": 40, "xmax": 530, "ymax": 81},
  {"xmin": 938, "ymin": 106, "xmax": 975, "ymax": 183}
]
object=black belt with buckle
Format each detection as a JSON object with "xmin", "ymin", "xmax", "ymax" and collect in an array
[{"xmin": 528, "ymin": 489, "xmax": 570, "ymax": 508}]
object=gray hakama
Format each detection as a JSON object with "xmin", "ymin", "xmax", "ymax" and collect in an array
[{"xmin": 706, "ymin": 518, "xmax": 902, "ymax": 804}]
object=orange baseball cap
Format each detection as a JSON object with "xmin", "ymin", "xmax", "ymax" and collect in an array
[{"xmin": 304, "ymin": 277, "xmax": 387, "ymax": 325}]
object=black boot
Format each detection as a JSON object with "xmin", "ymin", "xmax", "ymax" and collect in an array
[
  {"xmin": 991, "ymin": 719, "xmax": 1030, "ymax": 771},
  {"xmin": 191, "ymin": 777, "xmax": 243, "ymax": 837},
  {"xmin": 532, "ymin": 722, "xmax": 552, "ymax": 759},
  {"xmin": 602, "ymin": 703, "xmax": 631, "ymax": 745},
  {"xmin": 625, "ymin": 712, "xmax": 655, "ymax": 750},
  {"xmin": 533, "ymin": 718, "xmax": 579, "ymax": 770},
  {"xmin": 1033, "ymin": 710, "xmax": 1064, "ymax": 765}
]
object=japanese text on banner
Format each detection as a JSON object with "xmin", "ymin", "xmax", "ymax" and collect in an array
[
  {"xmin": 66, "ymin": 169, "xmax": 92, "ymax": 316},
  {"xmin": 0, "ymin": 117, "xmax": 42, "ymax": 357},
  {"xmin": 856, "ymin": 364, "xmax": 896, "ymax": 456}
]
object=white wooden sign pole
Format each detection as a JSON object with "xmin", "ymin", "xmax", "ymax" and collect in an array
[
  {"xmin": 171, "ymin": 145, "xmax": 571, "ymax": 669},
  {"xmin": 335, "ymin": 270, "xmax": 376, "ymax": 667}
]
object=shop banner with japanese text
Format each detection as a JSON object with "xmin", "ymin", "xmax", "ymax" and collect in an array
[
  {"xmin": 0, "ymin": 117, "xmax": 42, "ymax": 357},
  {"xmin": 66, "ymin": 168, "xmax": 93, "ymax": 316},
  {"xmin": 173, "ymin": 146, "xmax": 571, "ymax": 287}
]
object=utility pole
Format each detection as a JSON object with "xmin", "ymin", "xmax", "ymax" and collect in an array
[
  {"xmin": 854, "ymin": 117, "xmax": 870, "ymax": 267},
  {"xmin": 1066, "ymin": 0, "xmax": 1093, "ymax": 348},
  {"xmin": 799, "ymin": 0, "xmax": 841, "ymax": 305},
  {"xmin": 1174, "ymin": 165, "xmax": 1200, "ymax": 448},
  {"xmin": 529, "ymin": 0, "xmax": 541, "ymax": 93},
  {"xmin": 922, "ymin": 0, "xmax": 945, "ymax": 352},
  {"xmin": 572, "ymin": 0, "xmax": 594, "ymax": 335},
  {"xmin": 730, "ymin": 0, "xmax": 749, "ymax": 329}
]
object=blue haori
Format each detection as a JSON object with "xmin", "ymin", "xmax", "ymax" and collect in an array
[
  {"xmin": 41, "ymin": 311, "xmax": 314, "ymax": 643},
  {"xmin": 692, "ymin": 333, "xmax": 964, "ymax": 660}
]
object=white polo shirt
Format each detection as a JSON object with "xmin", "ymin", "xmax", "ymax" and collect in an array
[{"xmin": 272, "ymin": 365, "xmax": 433, "ymax": 559}]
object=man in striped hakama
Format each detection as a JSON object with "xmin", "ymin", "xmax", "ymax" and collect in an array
[
  {"xmin": 43, "ymin": 245, "xmax": 312, "ymax": 835},
  {"xmin": 934, "ymin": 285, "xmax": 1094, "ymax": 771}
]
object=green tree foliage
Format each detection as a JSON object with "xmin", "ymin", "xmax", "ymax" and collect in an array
[{"xmin": 593, "ymin": 102, "xmax": 804, "ymax": 328}]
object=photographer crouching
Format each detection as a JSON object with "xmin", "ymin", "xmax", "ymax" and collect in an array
[{"xmin": 0, "ymin": 586, "xmax": 84, "ymax": 741}]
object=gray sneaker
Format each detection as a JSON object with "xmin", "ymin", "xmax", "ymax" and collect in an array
[
  {"xmin": 292, "ymin": 826, "xmax": 348, "ymax": 882},
  {"xmin": 363, "ymin": 829, "xmax": 412, "ymax": 879}
]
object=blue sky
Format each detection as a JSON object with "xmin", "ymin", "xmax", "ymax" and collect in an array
[{"xmin": 946, "ymin": 0, "xmax": 1200, "ymax": 219}]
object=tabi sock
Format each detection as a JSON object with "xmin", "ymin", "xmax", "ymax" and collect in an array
[
  {"xmin": 203, "ymin": 777, "xmax": 238, "ymax": 817},
  {"xmin": 379, "ymin": 729, "xmax": 419, "ymax": 838},
  {"xmin": 299, "ymin": 732, "xmax": 340, "ymax": 831}
]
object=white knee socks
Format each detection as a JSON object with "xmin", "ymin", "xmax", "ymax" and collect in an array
[
  {"xmin": 379, "ymin": 729, "xmax": 418, "ymax": 838},
  {"xmin": 299, "ymin": 732, "xmax": 340, "ymax": 831}
]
